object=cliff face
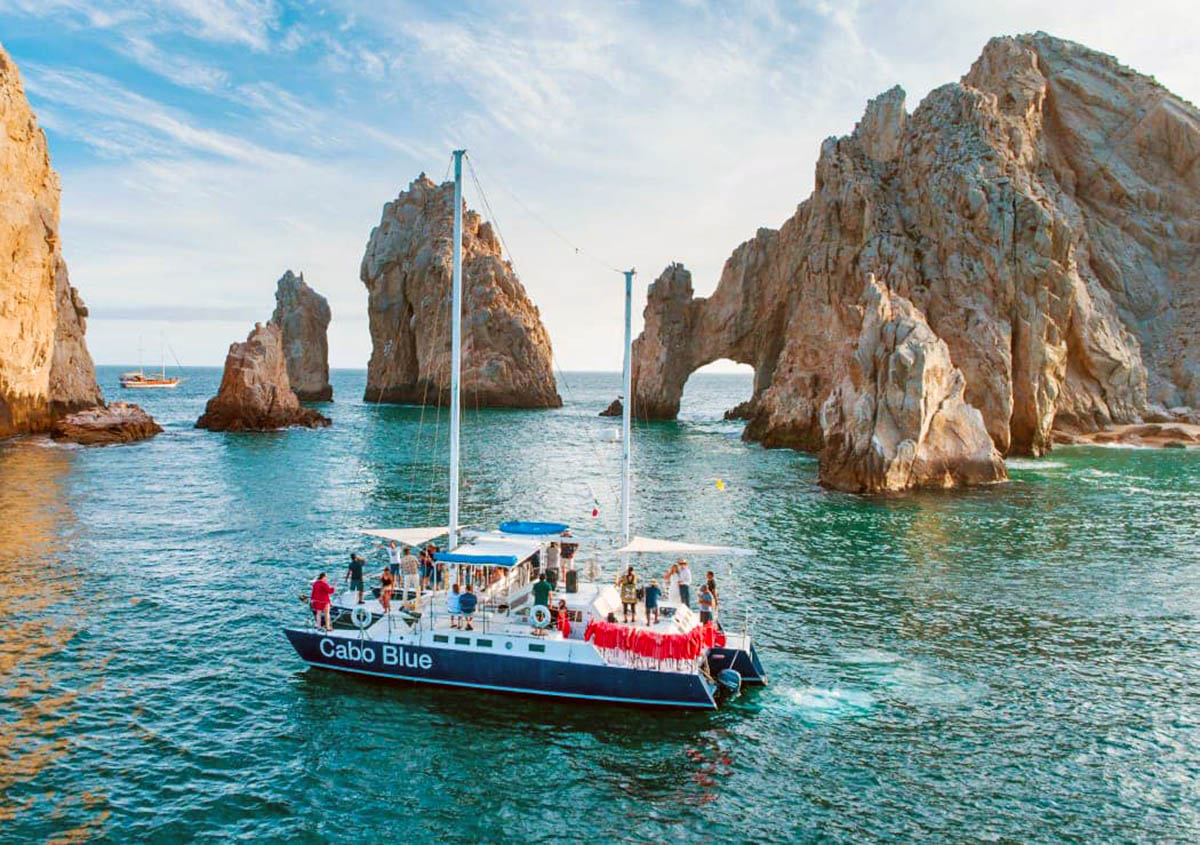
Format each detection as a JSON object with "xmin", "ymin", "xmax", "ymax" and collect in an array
[
  {"xmin": 271, "ymin": 270, "xmax": 332, "ymax": 402},
  {"xmin": 361, "ymin": 175, "xmax": 561, "ymax": 408},
  {"xmin": 49, "ymin": 254, "xmax": 103, "ymax": 416},
  {"xmin": 0, "ymin": 44, "xmax": 101, "ymax": 438},
  {"xmin": 631, "ymin": 33, "xmax": 1199, "ymax": 461},
  {"xmin": 818, "ymin": 276, "xmax": 1006, "ymax": 492},
  {"xmin": 196, "ymin": 323, "xmax": 330, "ymax": 432}
]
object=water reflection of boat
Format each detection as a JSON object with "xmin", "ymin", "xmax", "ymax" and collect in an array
[{"xmin": 283, "ymin": 150, "xmax": 766, "ymax": 709}]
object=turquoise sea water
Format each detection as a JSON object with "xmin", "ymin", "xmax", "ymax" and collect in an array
[{"xmin": 1, "ymin": 366, "xmax": 1198, "ymax": 842}]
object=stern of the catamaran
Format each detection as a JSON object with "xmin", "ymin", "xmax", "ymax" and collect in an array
[{"xmin": 706, "ymin": 631, "xmax": 767, "ymax": 685}]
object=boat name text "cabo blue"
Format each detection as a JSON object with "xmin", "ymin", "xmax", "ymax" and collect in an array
[{"xmin": 319, "ymin": 638, "xmax": 433, "ymax": 670}]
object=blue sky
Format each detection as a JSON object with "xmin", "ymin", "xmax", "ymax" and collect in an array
[{"xmin": 1, "ymin": 0, "xmax": 1198, "ymax": 370}]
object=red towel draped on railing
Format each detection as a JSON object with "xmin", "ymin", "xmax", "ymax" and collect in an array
[{"xmin": 584, "ymin": 619, "xmax": 725, "ymax": 661}]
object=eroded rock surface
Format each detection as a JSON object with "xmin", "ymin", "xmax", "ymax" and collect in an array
[
  {"xmin": 196, "ymin": 323, "xmax": 330, "ymax": 432},
  {"xmin": 52, "ymin": 401, "xmax": 161, "ymax": 445},
  {"xmin": 0, "ymin": 44, "xmax": 101, "ymax": 437},
  {"xmin": 818, "ymin": 276, "xmax": 1007, "ymax": 492},
  {"xmin": 629, "ymin": 33, "xmax": 1200, "ymax": 462},
  {"xmin": 271, "ymin": 270, "xmax": 332, "ymax": 402},
  {"xmin": 361, "ymin": 175, "xmax": 561, "ymax": 408}
]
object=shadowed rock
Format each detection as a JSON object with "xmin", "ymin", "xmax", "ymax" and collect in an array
[{"xmin": 271, "ymin": 270, "xmax": 332, "ymax": 402}]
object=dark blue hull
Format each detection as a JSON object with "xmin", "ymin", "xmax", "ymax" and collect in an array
[
  {"xmin": 707, "ymin": 644, "xmax": 768, "ymax": 685},
  {"xmin": 284, "ymin": 629, "xmax": 718, "ymax": 709}
]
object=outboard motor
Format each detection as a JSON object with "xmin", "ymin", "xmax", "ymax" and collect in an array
[{"xmin": 716, "ymin": 668, "xmax": 742, "ymax": 700}]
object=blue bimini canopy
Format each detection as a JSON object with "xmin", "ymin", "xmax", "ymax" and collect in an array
[
  {"xmin": 435, "ymin": 551, "xmax": 519, "ymax": 566},
  {"xmin": 498, "ymin": 520, "xmax": 569, "ymax": 536}
]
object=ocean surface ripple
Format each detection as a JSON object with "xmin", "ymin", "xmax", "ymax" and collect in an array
[{"xmin": 0, "ymin": 367, "xmax": 1197, "ymax": 842}]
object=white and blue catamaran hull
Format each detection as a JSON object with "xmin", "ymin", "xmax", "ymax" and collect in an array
[{"xmin": 284, "ymin": 628, "xmax": 723, "ymax": 709}]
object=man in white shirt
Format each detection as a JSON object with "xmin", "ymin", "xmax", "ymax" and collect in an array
[
  {"xmin": 676, "ymin": 558, "xmax": 693, "ymax": 608},
  {"xmin": 385, "ymin": 541, "xmax": 401, "ymax": 576}
]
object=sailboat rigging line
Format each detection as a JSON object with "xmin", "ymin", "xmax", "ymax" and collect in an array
[
  {"xmin": 465, "ymin": 155, "xmax": 623, "ymax": 519},
  {"xmin": 464, "ymin": 155, "xmax": 624, "ymax": 276}
]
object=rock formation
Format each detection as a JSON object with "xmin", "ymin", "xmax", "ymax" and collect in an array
[
  {"xmin": 52, "ymin": 402, "xmax": 162, "ymax": 445},
  {"xmin": 49, "ymin": 254, "xmax": 103, "ymax": 416},
  {"xmin": 270, "ymin": 270, "xmax": 332, "ymax": 401},
  {"xmin": 0, "ymin": 44, "xmax": 102, "ymax": 438},
  {"xmin": 196, "ymin": 323, "xmax": 330, "ymax": 432},
  {"xmin": 628, "ymin": 33, "xmax": 1200, "ymax": 468},
  {"xmin": 361, "ymin": 175, "xmax": 561, "ymax": 408},
  {"xmin": 818, "ymin": 276, "xmax": 1006, "ymax": 492}
]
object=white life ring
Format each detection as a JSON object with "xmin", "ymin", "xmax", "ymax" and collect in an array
[
  {"xmin": 531, "ymin": 605, "xmax": 552, "ymax": 628},
  {"xmin": 351, "ymin": 605, "xmax": 373, "ymax": 630}
]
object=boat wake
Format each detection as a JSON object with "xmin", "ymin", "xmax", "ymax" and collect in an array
[{"xmin": 778, "ymin": 685, "xmax": 876, "ymax": 721}]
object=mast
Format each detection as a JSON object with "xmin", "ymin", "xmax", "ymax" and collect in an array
[
  {"xmin": 621, "ymin": 268, "xmax": 635, "ymax": 546},
  {"xmin": 449, "ymin": 149, "xmax": 466, "ymax": 550}
]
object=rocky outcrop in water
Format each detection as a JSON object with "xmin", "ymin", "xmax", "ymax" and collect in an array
[
  {"xmin": 271, "ymin": 270, "xmax": 332, "ymax": 402},
  {"xmin": 818, "ymin": 276, "xmax": 1006, "ymax": 492},
  {"xmin": 0, "ymin": 44, "xmax": 102, "ymax": 438},
  {"xmin": 52, "ymin": 401, "xmax": 162, "ymax": 445},
  {"xmin": 361, "ymin": 174, "xmax": 561, "ymax": 408},
  {"xmin": 628, "ymin": 33, "xmax": 1200, "ymax": 468},
  {"xmin": 196, "ymin": 323, "xmax": 330, "ymax": 432}
]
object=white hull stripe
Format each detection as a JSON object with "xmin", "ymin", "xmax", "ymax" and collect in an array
[{"xmin": 300, "ymin": 660, "xmax": 718, "ymax": 709}]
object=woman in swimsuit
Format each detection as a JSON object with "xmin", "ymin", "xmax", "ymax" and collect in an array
[{"xmin": 379, "ymin": 567, "xmax": 395, "ymax": 613}]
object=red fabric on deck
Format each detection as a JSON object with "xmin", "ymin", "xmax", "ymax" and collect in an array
[{"xmin": 583, "ymin": 619, "xmax": 725, "ymax": 661}]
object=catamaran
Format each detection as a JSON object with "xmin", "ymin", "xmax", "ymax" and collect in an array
[{"xmin": 282, "ymin": 150, "xmax": 766, "ymax": 709}]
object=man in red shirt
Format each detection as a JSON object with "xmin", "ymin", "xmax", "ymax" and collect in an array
[{"xmin": 310, "ymin": 572, "xmax": 336, "ymax": 632}]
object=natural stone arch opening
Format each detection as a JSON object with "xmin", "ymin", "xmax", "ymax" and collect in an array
[
  {"xmin": 677, "ymin": 360, "xmax": 756, "ymax": 421},
  {"xmin": 628, "ymin": 260, "xmax": 786, "ymax": 424}
]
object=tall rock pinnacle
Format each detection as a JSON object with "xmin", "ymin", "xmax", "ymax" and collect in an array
[
  {"xmin": 271, "ymin": 270, "xmax": 332, "ymax": 402},
  {"xmin": 360, "ymin": 174, "xmax": 561, "ymax": 408}
]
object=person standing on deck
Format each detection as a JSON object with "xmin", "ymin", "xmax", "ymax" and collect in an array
[
  {"xmin": 378, "ymin": 567, "xmax": 395, "ymax": 613},
  {"xmin": 644, "ymin": 579, "xmax": 662, "ymax": 625},
  {"xmin": 345, "ymin": 553, "xmax": 366, "ymax": 604},
  {"xmin": 532, "ymin": 572, "xmax": 552, "ymax": 611},
  {"xmin": 447, "ymin": 583, "xmax": 462, "ymax": 629},
  {"xmin": 547, "ymin": 542, "xmax": 561, "ymax": 587},
  {"xmin": 705, "ymin": 571, "xmax": 719, "ymax": 622},
  {"xmin": 676, "ymin": 559, "xmax": 693, "ymax": 609},
  {"xmin": 310, "ymin": 573, "xmax": 336, "ymax": 632},
  {"xmin": 617, "ymin": 567, "xmax": 639, "ymax": 624},
  {"xmin": 401, "ymin": 547, "xmax": 421, "ymax": 603},
  {"xmin": 389, "ymin": 541, "xmax": 402, "ymax": 575},
  {"xmin": 698, "ymin": 582, "xmax": 714, "ymax": 624}
]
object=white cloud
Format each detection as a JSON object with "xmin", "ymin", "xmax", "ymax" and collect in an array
[{"xmin": 23, "ymin": 63, "xmax": 299, "ymax": 166}]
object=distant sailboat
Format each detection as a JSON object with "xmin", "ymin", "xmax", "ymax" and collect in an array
[{"xmin": 120, "ymin": 337, "xmax": 181, "ymax": 389}]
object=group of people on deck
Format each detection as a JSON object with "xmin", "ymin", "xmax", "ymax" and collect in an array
[
  {"xmin": 615, "ymin": 558, "xmax": 720, "ymax": 626},
  {"xmin": 308, "ymin": 538, "xmax": 720, "ymax": 635}
]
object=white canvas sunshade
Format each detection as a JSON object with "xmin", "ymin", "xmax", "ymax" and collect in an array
[
  {"xmin": 359, "ymin": 527, "xmax": 448, "ymax": 546},
  {"xmin": 616, "ymin": 535, "xmax": 755, "ymax": 556}
]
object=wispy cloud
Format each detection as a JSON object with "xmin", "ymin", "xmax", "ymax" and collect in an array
[{"xmin": 23, "ymin": 63, "xmax": 299, "ymax": 166}]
